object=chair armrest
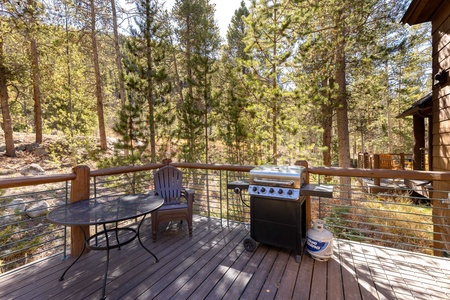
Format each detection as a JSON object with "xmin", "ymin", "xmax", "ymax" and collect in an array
[{"xmin": 182, "ymin": 188, "xmax": 195, "ymax": 203}]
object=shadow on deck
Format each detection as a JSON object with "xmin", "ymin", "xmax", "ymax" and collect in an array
[{"xmin": 0, "ymin": 215, "xmax": 449, "ymax": 299}]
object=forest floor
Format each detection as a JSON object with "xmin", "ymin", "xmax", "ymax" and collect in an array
[{"xmin": 0, "ymin": 132, "xmax": 79, "ymax": 179}]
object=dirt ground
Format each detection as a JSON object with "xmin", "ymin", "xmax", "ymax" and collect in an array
[{"xmin": 0, "ymin": 132, "xmax": 72, "ymax": 179}]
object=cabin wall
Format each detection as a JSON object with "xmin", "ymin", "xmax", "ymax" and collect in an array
[{"xmin": 431, "ymin": 4, "xmax": 450, "ymax": 255}]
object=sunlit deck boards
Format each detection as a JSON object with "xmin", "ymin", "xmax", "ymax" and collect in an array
[{"xmin": 0, "ymin": 216, "xmax": 449, "ymax": 299}]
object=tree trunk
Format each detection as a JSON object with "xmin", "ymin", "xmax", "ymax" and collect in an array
[
  {"xmin": 110, "ymin": 0, "xmax": 127, "ymax": 155},
  {"xmin": 145, "ymin": 0, "xmax": 156, "ymax": 163},
  {"xmin": 272, "ymin": 7, "xmax": 278, "ymax": 165},
  {"xmin": 385, "ymin": 59, "xmax": 392, "ymax": 153},
  {"xmin": 26, "ymin": 0, "xmax": 42, "ymax": 144},
  {"xmin": 110, "ymin": 0, "xmax": 125, "ymax": 107},
  {"xmin": 186, "ymin": 14, "xmax": 194, "ymax": 160},
  {"xmin": 335, "ymin": 47, "xmax": 350, "ymax": 168},
  {"xmin": 0, "ymin": 38, "xmax": 16, "ymax": 157},
  {"xmin": 90, "ymin": 0, "xmax": 107, "ymax": 150},
  {"xmin": 171, "ymin": 36, "xmax": 184, "ymax": 104},
  {"xmin": 321, "ymin": 102, "xmax": 332, "ymax": 167},
  {"xmin": 335, "ymin": 16, "xmax": 351, "ymax": 200},
  {"xmin": 320, "ymin": 79, "xmax": 333, "ymax": 182},
  {"xmin": 30, "ymin": 38, "xmax": 42, "ymax": 144},
  {"xmin": 204, "ymin": 74, "xmax": 208, "ymax": 163}
]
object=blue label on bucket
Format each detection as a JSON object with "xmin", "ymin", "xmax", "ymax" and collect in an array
[{"xmin": 307, "ymin": 237, "xmax": 329, "ymax": 252}]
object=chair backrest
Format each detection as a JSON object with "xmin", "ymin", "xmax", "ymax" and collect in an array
[{"xmin": 154, "ymin": 165, "xmax": 183, "ymax": 205}]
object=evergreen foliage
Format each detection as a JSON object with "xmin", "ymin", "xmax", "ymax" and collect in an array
[
  {"xmin": 0, "ymin": 0, "xmax": 431, "ymax": 167},
  {"xmin": 219, "ymin": 1, "xmax": 251, "ymax": 164},
  {"xmin": 241, "ymin": 0, "xmax": 295, "ymax": 165},
  {"xmin": 172, "ymin": 0, "xmax": 221, "ymax": 163},
  {"xmin": 122, "ymin": 0, "xmax": 171, "ymax": 163}
]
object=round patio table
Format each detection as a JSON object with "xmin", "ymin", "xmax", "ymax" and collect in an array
[{"xmin": 47, "ymin": 194, "xmax": 164, "ymax": 300}]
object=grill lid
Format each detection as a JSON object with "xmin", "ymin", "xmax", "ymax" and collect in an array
[
  {"xmin": 249, "ymin": 165, "xmax": 303, "ymax": 177},
  {"xmin": 249, "ymin": 165, "xmax": 304, "ymax": 188}
]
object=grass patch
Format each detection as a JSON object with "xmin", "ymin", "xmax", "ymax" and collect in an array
[{"xmin": 323, "ymin": 191, "xmax": 434, "ymax": 255}]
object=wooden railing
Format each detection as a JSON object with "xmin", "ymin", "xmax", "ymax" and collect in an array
[
  {"xmin": 0, "ymin": 162, "xmax": 254, "ymax": 259},
  {"xmin": 1, "ymin": 160, "xmax": 449, "ymax": 264}
]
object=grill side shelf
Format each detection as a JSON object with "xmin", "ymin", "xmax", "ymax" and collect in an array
[
  {"xmin": 227, "ymin": 180, "xmax": 249, "ymax": 190},
  {"xmin": 300, "ymin": 184, "xmax": 333, "ymax": 198}
]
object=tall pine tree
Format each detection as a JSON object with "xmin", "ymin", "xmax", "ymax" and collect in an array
[
  {"xmin": 242, "ymin": 0, "xmax": 294, "ymax": 164},
  {"xmin": 172, "ymin": 0, "xmax": 221, "ymax": 163},
  {"xmin": 122, "ymin": 0, "xmax": 171, "ymax": 163},
  {"xmin": 219, "ymin": 1, "xmax": 251, "ymax": 164}
]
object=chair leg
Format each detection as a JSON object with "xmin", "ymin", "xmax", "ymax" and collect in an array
[
  {"xmin": 188, "ymin": 218, "xmax": 192, "ymax": 236},
  {"xmin": 152, "ymin": 218, "xmax": 157, "ymax": 241}
]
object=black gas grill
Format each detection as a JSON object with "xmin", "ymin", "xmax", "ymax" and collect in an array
[{"xmin": 244, "ymin": 165, "xmax": 307, "ymax": 261}]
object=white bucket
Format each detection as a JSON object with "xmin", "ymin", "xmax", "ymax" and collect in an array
[{"xmin": 306, "ymin": 219, "xmax": 333, "ymax": 262}]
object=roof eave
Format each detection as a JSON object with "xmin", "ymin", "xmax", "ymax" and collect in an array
[
  {"xmin": 401, "ymin": 0, "xmax": 445, "ymax": 25},
  {"xmin": 396, "ymin": 93, "xmax": 432, "ymax": 119}
]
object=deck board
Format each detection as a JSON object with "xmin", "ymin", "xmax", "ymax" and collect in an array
[
  {"xmin": 292, "ymin": 249, "xmax": 313, "ymax": 299},
  {"xmin": 327, "ymin": 248, "xmax": 345, "ymax": 300},
  {"xmin": 275, "ymin": 253, "xmax": 300, "ymax": 300},
  {"xmin": 0, "ymin": 215, "xmax": 449, "ymax": 300},
  {"xmin": 340, "ymin": 241, "xmax": 363, "ymax": 300},
  {"xmin": 260, "ymin": 249, "xmax": 290, "ymax": 300},
  {"xmin": 310, "ymin": 256, "xmax": 327, "ymax": 299}
]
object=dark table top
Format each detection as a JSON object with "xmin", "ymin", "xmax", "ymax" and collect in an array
[{"xmin": 47, "ymin": 194, "xmax": 164, "ymax": 226}]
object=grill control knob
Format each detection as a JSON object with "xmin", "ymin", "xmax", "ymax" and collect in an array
[
  {"xmin": 269, "ymin": 188, "xmax": 275, "ymax": 194},
  {"xmin": 252, "ymin": 186, "xmax": 258, "ymax": 192},
  {"xmin": 278, "ymin": 189, "xmax": 284, "ymax": 195},
  {"xmin": 287, "ymin": 190, "xmax": 293, "ymax": 196},
  {"xmin": 261, "ymin": 187, "xmax": 266, "ymax": 193}
]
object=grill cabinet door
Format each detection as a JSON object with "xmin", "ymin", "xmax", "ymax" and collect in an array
[{"xmin": 250, "ymin": 196, "xmax": 305, "ymax": 255}]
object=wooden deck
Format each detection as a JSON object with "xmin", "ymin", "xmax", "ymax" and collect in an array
[{"xmin": 1, "ymin": 215, "xmax": 449, "ymax": 300}]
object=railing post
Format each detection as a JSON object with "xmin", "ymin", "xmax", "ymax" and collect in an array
[
  {"xmin": 357, "ymin": 153, "xmax": 362, "ymax": 168},
  {"xmin": 430, "ymin": 186, "xmax": 449, "ymax": 257},
  {"xmin": 363, "ymin": 152, "xmax": 369, "ymax": 168},
  {"xmin": 413, "ymin": 115, "xmax": 425, "ymax": 170},
  {"xmin": 400, "ymin": 153, "xmax": 405, "ymax": 170},
  {"xmin": 296, "ymin": 160, "xmax": 311, "ymax": 229},
  {"xmin": 429, "ymin": 189, "xmax": 442, "ymax": 257},
  {"xmin": 373, "ymin": 154, "xmax": 381, "ymax": 186},
  {"xmin": 70, "ymin": 165, "xmax": 91, "ymax": 257}
]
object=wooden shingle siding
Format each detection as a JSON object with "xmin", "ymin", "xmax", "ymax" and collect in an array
[
  {"xmin": 434, "ymin": 29, "xmax": 450, "ymax": 55},
  {"xmin": 432, "ymin": 132, "xmax": 450, "ymax": 145},
  {"xmin": 402, "ymin": 0, "xmax": 450, "ymax": 258},
  {"xmin": 431, "ymin": 158, "xmax": 450, "ymax": 170},
  {"xmin": 434, "ymin": 88, "xmax": 450, "ymax": 112},
  {"xmin": 431, "ymin": 2, "xmax": 450, "ymax": 256},
  {"xmin": 432, "ymin": 6, "xmax": 450, "ymax": 169},
  {"xmin": 432, "ymin": 17, "xmax": 450, "ymax": 56},
  {"xmin": 432, "ymin": 145, "xmax": 450, "ymax": 157}
]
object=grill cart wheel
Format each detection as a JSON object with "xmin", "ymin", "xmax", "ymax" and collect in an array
[{"xmin": 244, "ymin": 238, "xmax": 256, "ymax": 252}]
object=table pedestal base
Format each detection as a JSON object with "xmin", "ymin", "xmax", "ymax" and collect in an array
[{"xmin": 59, "ymin": 215, "xmax": 157, "ymax": 300}]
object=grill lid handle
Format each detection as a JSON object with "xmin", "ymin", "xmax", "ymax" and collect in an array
[{"xmin": 253, "ymin": 178, "xmax": 295, "ymax": 186}]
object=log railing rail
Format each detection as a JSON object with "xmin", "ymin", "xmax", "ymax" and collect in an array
[
  {"xmin": 1, "ymin": 161, "xmax": 449, "ymax": 260},
  {"xmin": 5, "ymin": 163, "xmax": 449, "ymax": 192}
]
